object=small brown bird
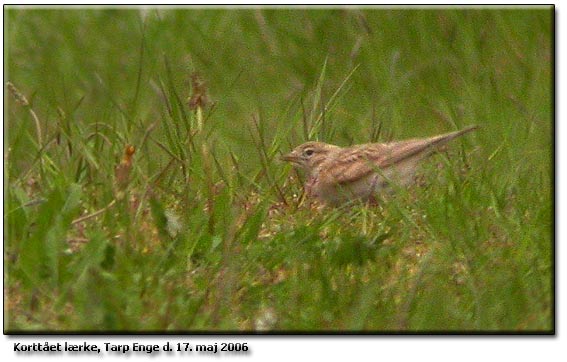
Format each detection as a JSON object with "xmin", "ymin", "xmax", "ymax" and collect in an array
[{"xmin": 281, "ymin": 126, "xmax": 477, "ymax": 205}]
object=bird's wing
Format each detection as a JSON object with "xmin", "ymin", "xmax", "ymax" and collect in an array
[
  {"xmin": 319, "ymin": 127, "xmax": 476, "ymax": 186},
  {"xmin": 318, "ymin": 144, "xmax": 393, "ymax": 186}
]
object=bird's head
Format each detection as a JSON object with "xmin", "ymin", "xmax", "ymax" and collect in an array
[{"xmin": 281, "ymin": 141, "xmax": 340, "ymax": 174}]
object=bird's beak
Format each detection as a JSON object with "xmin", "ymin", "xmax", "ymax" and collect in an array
[{"xmin": 280, "ymin": 152, "xmax": 300, "ymax": 163}]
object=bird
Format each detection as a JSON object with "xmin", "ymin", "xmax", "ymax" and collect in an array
[{"xmin": 281, "ymin": 125, "xmax": 477, "ymax": 205}]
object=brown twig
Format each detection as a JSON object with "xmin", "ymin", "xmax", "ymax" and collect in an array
[{"xmin": 71, "ymin": 199, "xmax": 117, "ymax": 225}]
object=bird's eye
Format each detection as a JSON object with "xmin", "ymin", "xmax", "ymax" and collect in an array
[{"xmin": 304, "ymin": 149, "xmax": 314, "ymax": 157}]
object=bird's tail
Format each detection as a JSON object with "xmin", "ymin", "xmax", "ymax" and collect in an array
[
  {"xmin": 382, "ymin": 125, "xmax": 478, "ymax": 168},
  {"xmin": 428, "ymin": 125, "xmax": 479, "ymax": 146}
]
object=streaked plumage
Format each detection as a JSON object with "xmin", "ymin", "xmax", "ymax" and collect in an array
[{"xmin": 281, "ymin": 126, "xmax": 477, "ymax": 205}]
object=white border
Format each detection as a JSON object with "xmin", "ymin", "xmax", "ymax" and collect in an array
[{"xmin": 2, "ymin": 2, "xmax": 560, "ymax": 362}]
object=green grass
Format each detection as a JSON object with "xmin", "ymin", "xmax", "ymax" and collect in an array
[{"xmin": 4, "ymin": 7, "xmax": 553, "ymax": 332}]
